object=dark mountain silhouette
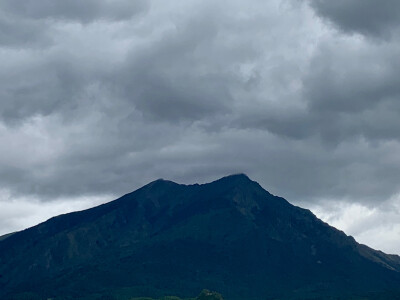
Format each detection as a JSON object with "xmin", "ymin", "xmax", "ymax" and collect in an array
[{"xmin": 1, "ymin": 174, "xmax": 400, "ymax": 299}]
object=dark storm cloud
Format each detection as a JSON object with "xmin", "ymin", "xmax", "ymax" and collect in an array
[
  {"xmin": 1, "ymin": 0, "xmax": 149, "ymax": 23},
  {"xmin": 303, "ymin": 39, "xmax": 400, "ymax": 143},
  {"xmin": 0, "ymin": 2, "xmax": 238, "ymax": 124},
  {"xmin": 0, "ymin": 0, "xmax": 305, "ymax": 199},
  {"xmin": 236, "ymin": 35, "xmax": 400, "ymax": 144},
  {"xmin": 0, "ymin": 58, "xmax": 89, "ymax": 122},
  {"xmin": 0, "ymin": 0, "xmax": 149, "ymax": 48},
  {"xmin": 309, "ymin": 0, "xmax": 400, "ymax": 38},
  {"xmin": 116, "ymin": 16, "xmax": 235, "ymax": 122}
]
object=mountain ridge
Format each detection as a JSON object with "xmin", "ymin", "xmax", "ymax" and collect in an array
[{"xmin": 1, "ymin": 174, "xmax": 400, "ymax": 299}]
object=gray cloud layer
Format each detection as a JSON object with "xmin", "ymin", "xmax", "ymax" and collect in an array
[
  {"xmin": 1, "ymin": 0, "xmax": 149, "ymax": 23},
  {"xmin": 1, "ymin": 0, "xmax": 400, "ymax": 251},
  {"xmin": 309, "ymin": 0, "xmax": 400, "ymax": 38}
]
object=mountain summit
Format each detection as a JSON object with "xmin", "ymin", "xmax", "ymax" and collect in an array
[{"xmin": 1, "ymin": 175, "xmax": 400, "ymax": 299}]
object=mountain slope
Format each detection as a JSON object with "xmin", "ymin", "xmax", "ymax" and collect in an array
[{"xmin": 1, "ymin": 174, "xmax": 400, "ymax": 299}]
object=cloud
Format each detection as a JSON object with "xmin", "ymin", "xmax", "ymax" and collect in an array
[
  {"xmin": 0, "ymin": 0, "xmax": 149, "ymax": 23},
  {"xmin": 0, "ymin": 0, "xmax": 149, "ymax": 48},
  {"xmin": 301, "ymin": 35, "xmax": 400, "ymax": 144},
  {"xmin": 310, "ymin": 195, "xmax": 400, "ymax": 254},
  {"xmin": 0, "ymin": 189, "xmax": 110, "ymax": 236},
  {"xmin": 0, "ymin": 12, "xmax": 51, "ymax": 47},
  {"xmin": 308, "ymin": 0, "xmax": 400, "ymax": 39}
]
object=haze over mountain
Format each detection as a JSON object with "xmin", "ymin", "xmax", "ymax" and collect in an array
[{"xmin": 1, "ymin": 174, "xmax": 400, "ymax": 299}]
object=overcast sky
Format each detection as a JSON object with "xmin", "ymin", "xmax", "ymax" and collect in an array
[{"xmin": 1, "ymin": 0, "xmax": 400, "ymax": 253}]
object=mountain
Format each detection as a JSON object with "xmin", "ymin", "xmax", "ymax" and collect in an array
[{"xmin": 1, "ymin": 174, "xmax": 400, "ymax": 299}]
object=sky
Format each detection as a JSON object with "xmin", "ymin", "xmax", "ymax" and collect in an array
[{"xmin": 1, "ymin": 0, "xmax": 400, "ymax": 254}]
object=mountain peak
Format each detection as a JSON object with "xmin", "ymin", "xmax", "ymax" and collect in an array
[
  {"xmin": 150, "ymin": 173, "xmax": 253, "ymax": 187},
  {"xmin": 208, "ymin": 173, "xmax": 271, "ymax": 197},
  {"xmin": 216, "ymin": 173, "xmax": 251, "ymax": 182},
  {"xmin": 209, "ymin": 173, "xmax": 257, "ymax": 189},
  {"xmin": 142, "ymin": 177, "xmax": 182, "ymax": 190}
]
